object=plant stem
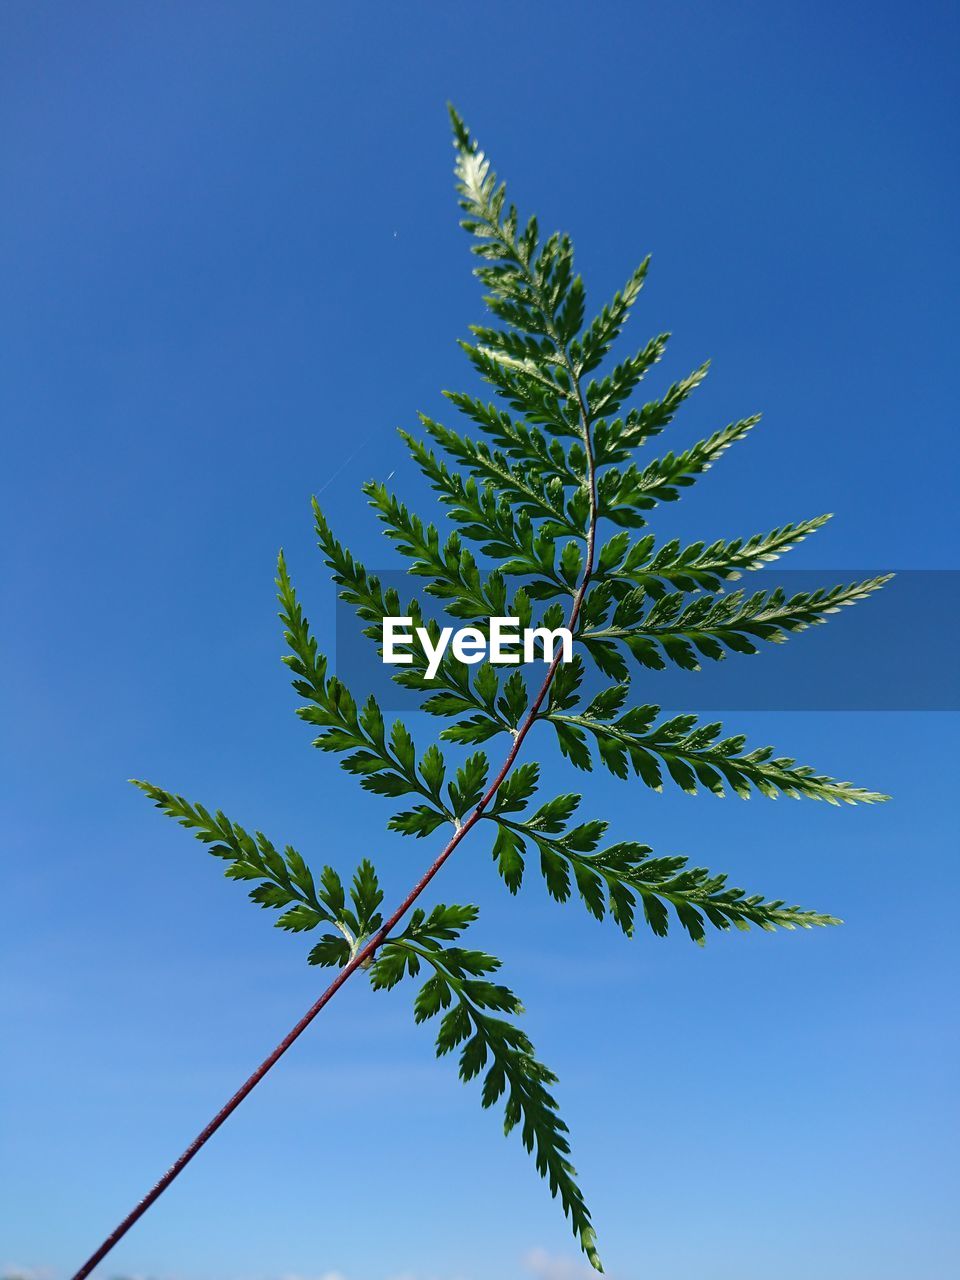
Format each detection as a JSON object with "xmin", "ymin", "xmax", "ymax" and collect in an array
[{"xmin": 70, "ymin": 347, "xmax": 598, "ymax": 1280}]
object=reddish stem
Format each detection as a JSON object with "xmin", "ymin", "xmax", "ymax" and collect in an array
[{"xmin": 70, "ymin": 351, "xmax": 598, "ymax": 1280}]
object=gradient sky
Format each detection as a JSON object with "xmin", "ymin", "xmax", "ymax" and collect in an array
[{"xmin": 1, "ymin": 3, "xmax": 958, "ymax": 1279}]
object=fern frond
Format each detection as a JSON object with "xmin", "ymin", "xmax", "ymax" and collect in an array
[
  {"xmin": 444, "ymin": 389, "xmax": 583, "ymax": 484},
  {"xmin": 597, "ymin": 417, "xmax": 760, "ymax": 526},
  {"xmin": 461, "ymin": 340, "xmax": 581, "ymax": 436},
  {"xmin": 579, "ymin": 575, "xmax": 893, "ymax": 671},
  {"xmin": 543, "ymin": 679, "xmax": 887, "ymax": 802},
  {"xmin": 417, "ymin": 414, "xmax": 582, "ymax": 535},
  {"xmin": 298, "ymin": 522, "xmax": 518, "ymax": 743},
  {"xmin": 370, "ymin": 892, "xmax": 601, "ymax": 1269},
  {"xmin": 570, "ymin": 257, "xmax": 651, "ymax": 376},
  {"xmin": 131, "ymin": 783, "xmax": 383, "ymax": 956},
  {"xmin": 119, "ymin": 106, "xmax": 891, "ymax": 1280},
  {"xmin": 591, "ymin": 362, "xmax": 710, "ymax": 465},
  {"xmin": 400, "ymin": 430, "xmax": 572, "ymax": 595},
  {"xmin": 585, "ymin": 331, "xmax": 670, "ymax": 421},
  {"xmin": 595, "ymin": 514, "xmax": 834, "ymax": 593},
  {"xmin": 364, "ymin": 479, "xmax": 558, "ymax": 616},
  {"xmin": 484, "ymin": 792, "xmax": 839, "ymax": 941},
  {"xmin": 277, "ymin": 552, "xmax": 463, "ymax": 821}
]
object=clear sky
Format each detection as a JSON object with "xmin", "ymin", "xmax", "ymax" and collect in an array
[{"xmin": 1, "ymin": 3, "xmax": 957, "ymax": 1279}]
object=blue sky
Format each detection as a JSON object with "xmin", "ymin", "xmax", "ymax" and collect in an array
[{"xmin": 1, "ymin": 3, "xmax": 957, "ymax": 1279}]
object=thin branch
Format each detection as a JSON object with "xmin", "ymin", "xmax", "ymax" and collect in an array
[{"xmin": 69, "ymin": 308, "xmax": 599, "ymax": 1280}]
